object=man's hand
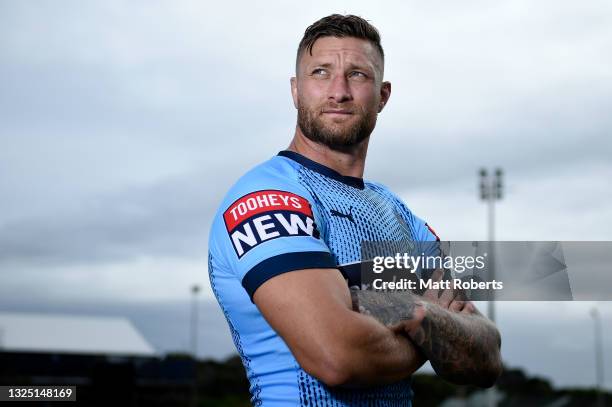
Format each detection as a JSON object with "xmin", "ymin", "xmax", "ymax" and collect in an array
[
  {"xmin": 420, "ymin": 268, "xmax": 473, "ymax": 314},
  {"xmin": 389, "ymin": 270, "xmax": 503, "ymax": 388}
]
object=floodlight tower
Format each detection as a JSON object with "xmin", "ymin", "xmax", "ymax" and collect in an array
[
  {"xmin": 479, "ymin": 168, "xmax": 503, "ymax": 321},
  {"xmin": 591, "ymin": 307, "xmax": 605, "ymax": 407},
  {"xmin": 190, "ymin": 284, "xmax": 201, "ymax": 358},
  {"xmin": 479, "ymin": 168, "xmax": 503, "ymax": 407}
]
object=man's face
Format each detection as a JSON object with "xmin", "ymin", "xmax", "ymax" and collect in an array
[{"xmin": 291, "ymin": 36, "xmax": 390, "ymax": 151}]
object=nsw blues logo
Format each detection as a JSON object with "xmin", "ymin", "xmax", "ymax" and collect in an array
[{"xmin": 223, "ymin": 190, "xmax": 320, "ymax": 258}]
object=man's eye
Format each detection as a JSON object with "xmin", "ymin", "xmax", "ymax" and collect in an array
[
  {"xmin": 350, "ymin": 71, "xmax": 367, "ymax": 78},
  {"xmin": 312, "ymin": 69, "xmax": 327, "ymax": 76}
]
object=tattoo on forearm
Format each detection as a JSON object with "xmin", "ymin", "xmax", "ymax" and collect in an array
[
  {"xmin": 420, "ymin": 305, "xmax": 500, "ymax": 385},
  {"xmin": 351, "ymin": 289, "xmax": 423, "ymax": 326},
  {"xmin": 352, "ymin": 289, "xmax": 502, "ymax": 387}
]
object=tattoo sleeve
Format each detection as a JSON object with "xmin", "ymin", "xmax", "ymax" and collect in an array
[
  {"xmin": 410, "ymin": 301, "xmax": 502, "ymax": 387},
  {"xmin": 352, "ymin": 289, "xmax": 502, "ymax": 388}
]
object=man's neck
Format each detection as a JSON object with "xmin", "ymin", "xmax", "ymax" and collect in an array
[{"xmin": 287, "ymin": 127, "xmax": 369, "ymax": 179}]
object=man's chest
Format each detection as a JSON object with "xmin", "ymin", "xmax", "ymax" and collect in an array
[{"xmin": 306, "ymin": 185, "xmax": 418, "ymax": 265}]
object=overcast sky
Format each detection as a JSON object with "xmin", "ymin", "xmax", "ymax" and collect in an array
[{"xmin": 1, "ymin": 0, "xmax": 612, "ymax": 391}]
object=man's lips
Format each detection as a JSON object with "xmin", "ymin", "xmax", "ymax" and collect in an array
[{"xmin": 322, "ymin": 109, "xmax": 354, "ymax": 115}]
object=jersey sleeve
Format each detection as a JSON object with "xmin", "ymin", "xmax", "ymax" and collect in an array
[
  {"xmin": 394, "ymin": 204, "xmax": 443, "ymax": 278},
  {"xmin": 209, "ymin": 170, "xmax": 336, "ymax": 302}
]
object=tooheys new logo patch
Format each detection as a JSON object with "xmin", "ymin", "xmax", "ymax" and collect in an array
[{"xmin": 223, "ymin": 190, "xmax": 320, "ymax": 258}]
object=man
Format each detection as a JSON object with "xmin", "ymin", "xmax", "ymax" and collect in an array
[{"xmin": 208, "ymin": 14, "xmax": 502, "ymax": 406}]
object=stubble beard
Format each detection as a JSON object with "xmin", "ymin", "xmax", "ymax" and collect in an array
[{"xmin": 297, "ymin": 100, "xmax": 377, "ymax": 152}]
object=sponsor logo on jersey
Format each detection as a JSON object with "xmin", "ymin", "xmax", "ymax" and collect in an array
[
  {"xmin": 223, "ymin": 190, "xmax": 320, "ymax": 258},
  {"xmin": 330, "ymin": 206, "xmax": 356, "ymax": 224}
]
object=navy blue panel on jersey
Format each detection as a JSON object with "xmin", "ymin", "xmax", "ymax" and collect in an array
[{"xmin": 242, "ymin": 251, "xmax": 336, "ymax": 300}]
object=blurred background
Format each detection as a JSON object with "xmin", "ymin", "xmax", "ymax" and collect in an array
[{"xmin": 1, "ymin": 0, "xmax": 611, "ymax": 405}]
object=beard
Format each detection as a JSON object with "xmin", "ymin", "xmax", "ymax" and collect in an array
[{"xmin": 297, "ymin": 100, "xmax": 377, "ymax": 152}]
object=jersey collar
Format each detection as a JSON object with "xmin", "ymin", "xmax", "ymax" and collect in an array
[{"xmin": 278, "ymin": 150, "xmax": 366, "ymax": 190}]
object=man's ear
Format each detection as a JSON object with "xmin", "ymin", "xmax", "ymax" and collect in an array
[
  {"xmin": 378, "ymin": 81, "xmax": 391, "ymax": 113},
  {"xmin": 290, "ymin": 77, "xmax": 298, "ymax": 109}
]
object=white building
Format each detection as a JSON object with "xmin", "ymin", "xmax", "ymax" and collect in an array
[{"xmin": 0, "ymin": 311, "xmax": 157, "ymax": 357}]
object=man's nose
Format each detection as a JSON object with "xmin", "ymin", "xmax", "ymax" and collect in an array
[{"xmin": 328, "ymin": 74, "xmax": 352, "ymax": 103}]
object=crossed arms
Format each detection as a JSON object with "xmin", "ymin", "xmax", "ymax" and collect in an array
[{"xmin": 253, "ymin": 267, "xmax": 502, "ymax": 388}]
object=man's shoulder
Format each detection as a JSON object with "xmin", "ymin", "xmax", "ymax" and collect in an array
[
  {"xmin": 208, "ymin": 153, "xmax": 336, "ymax": 292},
  {"xmin": 364, "ymin": 179, "xmax": 430, "ymax": 230},
  {"xmin": 365, "ymin": 180, "xmax": 405, "ymax": 205},
  {"xmin": 208, "ymin": 154, "xmax": 318, "ymax": 250},
  {"xmin": 365, "ymin": 180, "xmax": 440, "ymax": 242}
]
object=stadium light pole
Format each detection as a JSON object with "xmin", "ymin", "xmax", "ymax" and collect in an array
[
  {"xmin": 479, "ymin": 168, "xmax": 503, "ymax": 407},
  {"xmin": 190, "ymin": 284, "xmax": 201, "ymax": 359},
  {"xmin": 479, "ymin": 168, "xmax": 503, "ymax": 322},
  {"xmin": 591, "ymin": 307, "xmax": 605, "ymax": 407}
]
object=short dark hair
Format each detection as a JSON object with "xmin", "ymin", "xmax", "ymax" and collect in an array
[{"xmin": 296, "ymin": 14, "xmax": 384, "ymax": 70}]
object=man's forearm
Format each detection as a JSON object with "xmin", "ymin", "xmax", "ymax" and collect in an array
[
  {"xmin": 406, "ymin": 301, "xmax": 502, "ymax": 387},
  {"xmin": 334, "ymin": 310, "xmax": 426, "ymax": 387},
  {"xmin": 352, "ymin": 282, "xmax": 502, "ymax": 387}
]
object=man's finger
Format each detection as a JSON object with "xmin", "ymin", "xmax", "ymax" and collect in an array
[
  {"xmin": 449, "ymin": 299, "xmax": 465, "ymax": 313},
  {"xmin": 460, "ymin": 301, "xmax": 477, "ymax": 315},
  {"xmin": 454, "ymin": 289, "xmax": 469, "ymax": 302},
  {"xmin": 437, "ymin": 287, "xmax": 456, "ymax": 309},
  {"xmin": 421, "ymin": 268, "xmax": 443, "ymax": 301}
]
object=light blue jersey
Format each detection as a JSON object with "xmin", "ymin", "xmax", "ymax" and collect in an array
[{"xmin": 208, "ymin": 151, "xmax": 439, "ymax": 406}]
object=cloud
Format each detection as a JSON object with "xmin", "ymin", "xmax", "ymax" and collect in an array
[
  {"xmin": 1, "ymin": 0, "xmax": 611, "ymax": 285},
  {"xmin": 0, "ymin": 169, "xmax": 225, "ymax": 266}
]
